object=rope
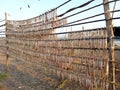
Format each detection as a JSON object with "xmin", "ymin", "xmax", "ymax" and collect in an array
[{"xmin": 58, "ymin": 0, "xmax": 95, "ymax": 17}]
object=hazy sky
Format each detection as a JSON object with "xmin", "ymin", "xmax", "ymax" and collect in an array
[
  {"xmin": 0, "ymin": 0, "xmax": 103, "ymax": 20},
  {"xmin": 0, "ymin": 0, "xmax": 86, "ymax": 20}
]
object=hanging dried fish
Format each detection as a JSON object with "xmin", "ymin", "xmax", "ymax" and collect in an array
[
  {"xmin": 20, "ymin": 7, "xmax": 22, "ymax": 10},
  {"xmin": 28, "ymin": 4, "xmax": 30, "ymax": 8}
]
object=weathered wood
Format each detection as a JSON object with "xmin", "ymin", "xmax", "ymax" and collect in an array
[
  {"xmin": 5, "ymin": 12, "xmax": 9, "ymax": 72},
  {"xmin": 103, "ymin": 0, "xmax": 115, "ymax": 90}
]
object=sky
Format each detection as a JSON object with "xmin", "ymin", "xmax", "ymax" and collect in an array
[
  {"xmin": 0, "ymin": 0, "xmax": 107, "ymax": 20},
  {"xmin": 0, "ymin": 0, "xmax": 120, "ymax": 27},
  {"xmin": 0, "ymin": 0, "xmax": 87, "ymax": 20}
]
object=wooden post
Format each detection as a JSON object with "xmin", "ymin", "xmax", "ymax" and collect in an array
[
  {"xmin": 5, "ymin": 12, "xmax": 9, "ymax": 72},
  {"xmin": 103, "ymin": 0, "xmax": 115, "ymax": 90}
]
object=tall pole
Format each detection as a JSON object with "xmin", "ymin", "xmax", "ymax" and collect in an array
[
  {"xmin": 5, "ymin": 12, "xmax": 9, "ymax": 72},
  {"xmin": 103, "ymin": 0, "xmax": 115, "ymax": 90}
]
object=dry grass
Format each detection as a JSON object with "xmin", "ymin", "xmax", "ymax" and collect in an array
[
  {"xmin": 0, "ymin": 84, "xmax": 7, "ymax": 90},
  {"xmin": 115, "ymin": 46, "xmax": 120, "ymax": 90}
]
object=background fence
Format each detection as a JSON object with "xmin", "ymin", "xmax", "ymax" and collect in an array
[
  {"xmin": 0, "ymin": 19, "xmax": 6, "ymax": 70},
  {"xmin": 0, "ymin": 19, "xmax": 5, "ymax": 51},
  {"xmin": 0, "ymin": 0, "xmax": 120, "ymax": 90}
]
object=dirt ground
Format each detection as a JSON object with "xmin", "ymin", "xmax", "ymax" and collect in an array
[
  {"xmin": 0, "ymin": 53, "xmax": 87, "ymax": 90},
  {"xmin": 0, "ymin": 46, "xmax": 120, "ymax": 90}
]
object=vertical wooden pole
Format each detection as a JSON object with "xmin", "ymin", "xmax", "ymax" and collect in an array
[
  {"xmin": 103, "ymin": 0, "xmax": 115, "ymax": 90},
  {"xmin": 5, "ymin": 12, "xmax": 9, "ymax": 72}
]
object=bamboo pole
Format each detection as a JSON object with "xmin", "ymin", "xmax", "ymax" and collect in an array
[
  {"xmin": 103, "ymin": 0, "xmax": 115, "ymax": 90},
  {"xmin": 5, "ymin": 12, "xmax": 9, "ymax": 72}
]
